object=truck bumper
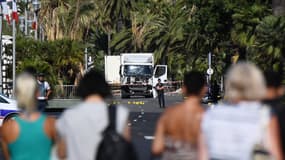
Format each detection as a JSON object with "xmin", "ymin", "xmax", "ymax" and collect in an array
[{"xmin": 121, "ymin": 85, "xmax": 153, "ymax": 97}]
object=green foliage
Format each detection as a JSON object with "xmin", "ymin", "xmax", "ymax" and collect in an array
[
  {"xmin": 231, "ymin": 3, "xmax": 271, "ymax": 47},
  {"xmin": 16, "ymin": 37, "xmax": 84, "ymax": 86},
  {"xmin": 250, "ymin": 16, "xmax": 285, "ymax": 71},
  {"xmin": 16, "ymin": 0, "xmax": 284, "ymax": 82},
  {"xmin": 255, "ymin": 16, "xmax": 285, "ymax": 57}
]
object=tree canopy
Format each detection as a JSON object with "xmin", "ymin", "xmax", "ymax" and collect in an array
[{"xmin": 7, "ymin": 0, "xmax": 285, "ymax": 84}]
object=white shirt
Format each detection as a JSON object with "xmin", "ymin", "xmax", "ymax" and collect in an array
[
  {"xmin": 37, "ymin": 81, "xmax": 51, "ymax": 100},
  {"xmin": 202, "ymin": 101, "xmax": 270, "ymax": 160},
  {"xmin": 56, "ymin": 101, "xmax": 129, "ymax": 160}
]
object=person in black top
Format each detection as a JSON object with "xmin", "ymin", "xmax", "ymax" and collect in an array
[
  {"xmin": 210, "ymin": 80, "xmax": 220, "ymax": 103},
  {"xmin": 263, "ymin": 70, "xmax": 285, "ymax": 159},
  {"xmin": 156, "ymin": 79, "xmax": 165, "ymax": 108}
]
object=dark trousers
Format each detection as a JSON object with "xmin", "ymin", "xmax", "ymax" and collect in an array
[
  {"xmin": 38, "ymin": 100, "xmax": 48, "ymax": 112},
  {"xmin": 158, "ymin": 93, "xmax": 165, "ymax": 108}
]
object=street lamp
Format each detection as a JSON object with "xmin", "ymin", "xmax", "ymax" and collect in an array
[
  {"xmin": 32, "ymin": 0, "xmax": 40, "ymax": 11},
  {"xmin": 32, "ymin": 0, "xmax": 40, "ymax": 40},
  {"xmin": 20, "ymin": 0, "xmax": 32, "ymax": 35},
  {"xmin": 19, "ymin": 15, "xmax": 25, "ymax": 33}
]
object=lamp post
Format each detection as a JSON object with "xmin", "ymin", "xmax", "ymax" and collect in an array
[
  {"xmin": 20, "ymin": 0, "xmax": 33, "ymax": 36},
  {"xmin": 85, "ymin": 48, "xmax": 88, "ymax": 71},
  {"xmin": 32, "ymin": 0, "xmax": 40, "ymax": 40},
  {"xmin": 19, "ymin": 15, "xmax": 25, "ymax": 33},
  {"xmin": 23, "ymin": 0, "xmax": 32, "ymax": 35}
]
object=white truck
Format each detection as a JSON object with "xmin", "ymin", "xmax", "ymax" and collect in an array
[
  {"xmin": 104, "ymin": 53, "xmax": 167, "ymax": 98},
  {"xmin": 104, "ymin": 56, "xmax": 121, "ymax": 84}
]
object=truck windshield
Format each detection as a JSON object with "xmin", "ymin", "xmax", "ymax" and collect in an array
[{"xmin": 123, "ymin": 65, "xmax": 152, "ymax": 76}]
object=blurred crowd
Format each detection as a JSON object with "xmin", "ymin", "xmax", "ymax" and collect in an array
[{"xmin": 0, "ymin": 61, "xmax": 285, "ymax": 160}]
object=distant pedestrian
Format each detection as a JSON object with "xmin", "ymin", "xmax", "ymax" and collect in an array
[
  {"xmin": 1, "ymin": 73, "xmax": 56, "ymax": 160},
  {"xmin": 155, "ymin": 79, "xmax": 165, "ymax": 108},
  {"xmin": 37, "ymin": 73, "xmax": 51, "ymax": 112},
  {"xmin": 200, "ymin": 62, "xmax": 281, "ymax": 160},
  {"xmin": 263, "ymin": 70, "xmax": 285, "ymax": 159},
  {"xmin": 56, "ymin": 69, "xmax": 131, "ymax": 160},
  {"xmin": 152, "ymin": 71, "xmax": 207, "ymax": 160},
  {"xmin": 210, "ymin": 80, "xmax": 220, "ymax": 103}
]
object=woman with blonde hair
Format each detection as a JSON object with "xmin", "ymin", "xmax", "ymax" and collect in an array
[
  {"xmin": 1, "ymin": 73, "xmax": 56, "ymax": 160},
  {"xmin": 200, "ymin": 62, "xmax": 282, "ymax": 160}
]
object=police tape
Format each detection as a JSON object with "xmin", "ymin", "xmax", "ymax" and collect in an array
[{"xmin": 109, "ymin": 81, "xmax": 183, "ymax": 87}]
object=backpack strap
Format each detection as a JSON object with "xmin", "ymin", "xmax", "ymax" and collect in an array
[{"xmin": 108, "ymin": 104, "xmax": 117, "ymax": 130}]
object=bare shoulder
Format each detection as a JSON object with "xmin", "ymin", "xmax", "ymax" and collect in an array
[
  {"xmin": 197, "ymin": 104, "xmax": 206, "ymax": 113},
  {"xmin": 1, "ymin": 119, "xmax": 19, "ymax": 142},
  {"xmin": 2, "ymin": 119, "xmax": 17, "ymax": 132},
  {"xmin": 44, "ymin": 116, "xmax": 56, "ymax": 140},
  {"xmin": 45, "ymin": 116, "xmax": 56, "ymax": 126},
  {"xmin": 162, "ymin": 103, "xmax": 184, "ymax": 117}
]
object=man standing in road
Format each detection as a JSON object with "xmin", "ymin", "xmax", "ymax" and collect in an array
[
  {"xmin": 156, "ymin": 79, "xmax": 165, "ymax": 108},
  {"xmin": 37, "ymin": 73, "xmax": 52, "ymax": 112}
]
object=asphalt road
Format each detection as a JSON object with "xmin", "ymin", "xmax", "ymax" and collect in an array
[
  {"xmin": 122, "ymin": 95, "xmax": 184, "ymax": 160},
  {"xmin": 0, "ymin": 94, "xmax": 184, "ymax": 160}
]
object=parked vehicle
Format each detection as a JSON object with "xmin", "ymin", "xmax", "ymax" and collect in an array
[
  {"xmin": 0, "ymin": 94, "xmax": 18, "ymax": 125},
  {"xmin": 104, "ymin": 56, "xmax": 121, "ymax": 84},
  {"xmin": 105, "ymin": 53, "xmax": 167, "ymax": 98},
  {"xmin": 120, "ymin": 53, "xmax": 167, "ymax": 98}
]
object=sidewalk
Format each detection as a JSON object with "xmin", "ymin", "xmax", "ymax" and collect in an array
[{"xmin": 47, "ymin": 99, "xmax": 81, "ymax": 108}]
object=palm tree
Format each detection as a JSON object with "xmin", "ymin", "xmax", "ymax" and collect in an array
[
  {"xmin": 144, "ymin": 2, "xmax": 195, "ymax": 64},
  {"xmin": 40, "ymin": 0, "xmax": 97, "ymax": 41},
  {"xmin": 273, "ymin": 0, "xmax": 285, "ymax": 16},
  {"xmin": 67, "ymin": 0, "xmax": 97, "ymax": 40},
  {"xmin": 111, "ymin": 5, "xmax": 160, "ymax": 53},
  {"xmin": 96, "ymin": 0, "xmax": 134, "ymax": 55},
  {"xmin": 102, "ymin": 0, "xmax": 133, "ymax": 30},
  {"xmin": 230, "ymin": 3, "xmax": 271, "ymax": 62},
  {"xmin": 40, "ymin": 0, "xmax": 69, "ymax": 40},
  {"xmin": 95, "ymin": 5, "xmax": 113, "ymax": 55},
  {"xmin": 253, "ymin": 16, "xmax": 285, "ymax": 70},
  {"xmin": 48, "ymin": 39, "xmax": 85, "ymax": 85}
]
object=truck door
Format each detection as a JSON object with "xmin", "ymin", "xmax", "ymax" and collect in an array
[{"xmin": 153, "ymin": 65, "xmax": 167, "ymax": 98}]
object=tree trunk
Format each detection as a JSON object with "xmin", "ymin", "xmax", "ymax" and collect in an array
[
  {"xmin": 273, "ymin": 0, "xmax": 285, "ymax": 16},
  {"xmin": 108, "ymin": 32, "xmax": 111, "ymax": 55},
  {"xmin": 69, "ymin": 0, "xmax": 80, "ymax": 39},
  {"xmin": 117, "ymin": 12, "xmax": 124, "ymax": 32}
]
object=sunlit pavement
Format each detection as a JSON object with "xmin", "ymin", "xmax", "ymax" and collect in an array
[
  {"xmin": 0, "ymin": 94, "xmax": 184, "ymax": 160},
  {"xmin": 118, "ymin": 95, "xmax": 184, "ymax": 160}
]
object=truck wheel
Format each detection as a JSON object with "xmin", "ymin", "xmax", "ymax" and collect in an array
[
  {"xmin": 121, "ymin": 90, "xmax": 129, "ymax": 99},
  {"xmin": 122, "ymin": 94, "xmax": 130, "ymax": 99},
  {"xmin": 145, "ymin": 95, "xmax": 152, "ymax": 98},
  {"xmin": 145, "ymin": 93, "xmax": 153, "ymax": 98}
]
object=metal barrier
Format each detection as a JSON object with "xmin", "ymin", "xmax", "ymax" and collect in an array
[
  {"xmin": 53, "ymin": 81, "xmax": 183, "ymax": 99},
  {"xmin": 53, "ymin": 85, "xmax": 78, "ymax": 99},
  {"xmin": 164, "ymin": 81, "xmax": 183, "ymax": 93}
]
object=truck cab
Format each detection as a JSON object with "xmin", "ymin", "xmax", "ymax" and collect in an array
[
  {"xmin": 120, "ymin": 53, "xmax": 167, "ymax": 98},
  {"xmin": 152, "ymin": 65, "xmax": 168, "ymax": 97}
]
